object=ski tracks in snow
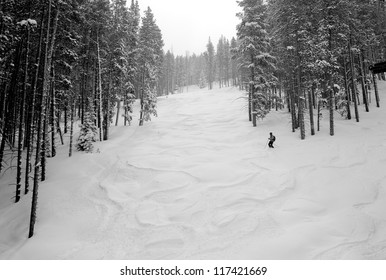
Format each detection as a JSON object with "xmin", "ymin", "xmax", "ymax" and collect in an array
[
  {"xmin": 25, "ymin": 86, "xmax": 386, "ymax": 260},
  {"xmin": 68, "ymin": 88, "xmax": 305, "ymax": 259}
]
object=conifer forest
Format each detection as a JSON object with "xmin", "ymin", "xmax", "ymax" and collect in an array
[{"xmin": 1, "ymin": 0, "xmax": 386, "ymax": 255}]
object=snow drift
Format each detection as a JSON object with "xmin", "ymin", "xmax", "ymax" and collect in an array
[{"xmin": 1, "ymin": 83, "xmax": 386, "ymax": 260}]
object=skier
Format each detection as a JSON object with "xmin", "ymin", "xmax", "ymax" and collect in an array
[{"xmin": 268, "ymin": 132, "xmax": 276, "ymax": 148}]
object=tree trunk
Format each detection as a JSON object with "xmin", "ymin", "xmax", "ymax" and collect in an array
[
  {"xmin": 96, "ymin": 32, "xmax": 103, "ymax": 141},
  {"xmin": 292, "ymin": 74, "xmax": 298, "ymax": 130},
  {"xmin": 139, "ymin": 71, "xmax": 145, "ymax": 126},
  {"xmin": 286, "ymin": 88, "xmax": 291, "ymax": 112},
  {"xmin": 41, "ymin": 96, "xmax": 49, "ymax": 181},
  {"xmin": 308, "ymin": 89, "xmax": 315, "ymax": 136},
  {"xmin": 343, "ymin": 56, "xmax": 351, "ymax": 120},
  {"xmin": 296, "ymin": 44, "xmax": 304, "ymax": 139},
  {"xmin": 124, "ymin": 94, "xmax": 127, "ymax": 126},
  {"xmin": 290, "ymin": 91, "xmax": 296, "ymax": 133},
  {"xmin": 0, "ymin": 78, "xmax": 8, "ymax": 123},
  {"xmin": 317, "ymin": 98, "xmax": 321, "ymax": 132},
  {"xmin": 249, "ymin": 53, "xmax": 255, "ymax": 122},
  {"xmin": 348, "ymin": 39, "xmax": 359, "ymax": 122},
  {"xmin": 80, "ymin": 70, "xmax": 85, "ymax": 124},
  {"xmin": 358, "ymin": 52, "xmax": 369, "ymax": 112},
  {"xmin": 16, "ymin": 26, "xmax": 30, "ymax": 203},
  {"xmin": 252, "ymin": 112, "xmax": 257, "ymax": 127},
  {"xmin": 69, "ymin": 96, "xmax": 75, "ymax": 157},
  {"xmin": 278, "ymin": 82, "xmax": 283, "ymax": 110},
  {"xmin": 299, "ymin": 96, "xmax": 305, "ymax": 140},
  {"xmin": 312, "ymin": 83, "xmax": 316, "ymax": 110},
  {"xmin": 275, "ymin": 87, "xmax": 278, "ymax": 111},
  {"xmin": 25, "ymin": 7, "xmax": 45, "ymax": 195},
  {"xmin": 40, "ymin": 4, "xmax": 59, "ymax": 182},
  {"xmin": 372, "ymin": 72, "xmax": 380, "ymax": 108},
  {"xmin": 329, "ymin": 86, "xmax": 334, "ymax": 136},
  {"xmin": 64, "ymin": 100, "xmax": 68, "ymax": 134},
  {"xmin": 29, "ymin": 0, "xmax": 53, "ymax": 239},
  {"xmin": 103, "ymin": 72, "xmax": 111, "ymax": 140},
  {"xmin": 56, "ymin": 117, "xmax": 64, "ymax": 145},
  {"xmin": 50, "ymin": 64, "xmax": 56, "ymax": 157},
  {"xmin": 115, "ymin": 100, "xmax": 120, "ymax": 126}
]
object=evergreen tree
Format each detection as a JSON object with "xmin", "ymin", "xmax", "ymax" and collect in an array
[
  {"xmin": 216, "ymin": 35, "xmax": 231, "ymax": 88},
  {"xmin": 230, "ymin": 37, "xmax": 240, "ymax": 87},
  {"xmin": 205, "ymin": 37, "xmax": 215, "ymax": 90},
  {"xmin": 237, "ymin": 0, "xmax": 276, "ymax": 122},
  {"xmin": 161, "ymin": 50, "xmax": 175, "ymax": 95},
  {"xmin": 199, "ymin": 70, "xmax": 207, "ymax": 88},
  {"xmin": 138, "ymin": 7, "xmax": 164, "ymax": 126},
  {"xmin": 0, "ymin": 0, "xmax": 167, "ymax": 237},
  {"xmin": 76, "ymin": 111, "xmax": 98, "ymax": 153},
  {"xmin": 267, "ymin": 0, "xmax": 383, "ymax": 136}
]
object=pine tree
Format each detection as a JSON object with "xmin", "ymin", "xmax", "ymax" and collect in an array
[
  {"xmin": 162, "ymin": 50, "xmax": 175, "ymax": 94},
  {"xmin": 16, "ymin": 19, "xmax": 33, "ymax": 202},
  {"xmin": 237, "ymin": 0, "xmax": 276, "ymax": 123},
  {"xmin": 138, "ymin": 7, "xmax": 163, "ymax": 126},
  {"xmin": 29, "ymin": 0, "xmax": 54, "ymax": 238},
  {"xmin": 216, "ymin": 36, "xmax": 231, "ymax": 88},
  {"xmin": 199, "ymin": 70, "xmax": 207, "ymax": 89},
  {"xmin": 205, "ymin": 38, "xmax": 215, "ymax": 90},
  {"xmin": 216, "ymin": 36, "xmax": 225, "ymax": 88},
  {"xmin": 76, "ymin": 111, "xmax": 98, "ymax": 153},
  {"xmin": 230, "ymin": 37, "xmax": 239, "ymax": 87},
  {"xmin": 267, "ymin": 0, "xmax": 383, "ymax": 136},
  {"xmin": 0, "ymin": 0, "xmax": 168, "ymax": 237}
]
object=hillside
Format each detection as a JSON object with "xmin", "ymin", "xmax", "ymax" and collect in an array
[{"xmin": 1, "ymin": 83, "xmax": 386, "ymax": 260}]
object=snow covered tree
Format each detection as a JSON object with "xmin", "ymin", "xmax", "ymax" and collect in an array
[
  {"xmin": 216, "ymin": 35, "xmax": 231, "ymax": 88},
  {"xmin": 0, "ymin": 0, "xmax": 169, "ymax": 238},
  {"xmin": 267, "ymin": 0, "xmax": 384, "ymax": 136},
  {"xmin": 253, "ymin": 93, "xmax": 270, "ymax": 120},
  {"xmin": 236, "ymin": 0, "xmax": 276, "ymax": 123},
  {"xmin": 76, "ymin": 111, "xmax": 98, "ymax": 153},
  {"xmin": 138, "ymin": 7, "xmax": 164, "ymax": 126},
  {"xmin": 110, "ymin": 0, "xmax": 137, "ymax": 128},
  {"xmin": 230, "ymin": 37, "xmax": 239, "ymax": 87},
  {"xmin": 199, "ymin": 70, "xmax": 207, "ymax": 88},
  {"xmin": 162, "ymin": 50, "xmax": 175, "ymax": 94},
  {"xmin": 205, "ymin": 37, "xmax": 215, "ymax": 90},
  {"xmin": 174, "ymin": 55, "xmax": 186, "ymax": 93}
]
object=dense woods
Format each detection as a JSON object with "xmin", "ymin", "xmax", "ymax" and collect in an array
[
  {"xmin": 0, "ymin": 0, "xmax": 164, "ymax": 237},
  {"xmin": 234, "ymin": 0, "xmax": 386, "ymax": 134},
  {"xmin": 1, "ymin": 0, "xmax": 386, "ymax": 238}
]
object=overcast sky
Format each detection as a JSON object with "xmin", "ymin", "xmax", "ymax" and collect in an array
[{"xmin": 137, "ymin": 0, "xmax": 240, "ymax": 56}]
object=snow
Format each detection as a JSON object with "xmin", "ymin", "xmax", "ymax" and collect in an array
[
  {"xmin": 17, "ymin": 19, "xmax": 37, "ymax": 26},
  {"xmin": 1, "ymin": 82, "xmax": 386, "ymax": 260},
  {"xmin": 28, "ymin": 19, "xmax": 37, "ymax": 26},
  {"xmin": 17, "ymin": 20, "xmax": 28, "ymax": 26}
]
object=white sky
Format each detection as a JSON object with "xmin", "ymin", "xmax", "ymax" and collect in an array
[{"xmin": 137, "ymin": 0, "xmax": 240, "ymax": 56}]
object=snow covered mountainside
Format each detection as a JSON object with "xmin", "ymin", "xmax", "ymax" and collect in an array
[{"xmin": 1, "ymin": 83, "xmax": 386, "ymax": 260}]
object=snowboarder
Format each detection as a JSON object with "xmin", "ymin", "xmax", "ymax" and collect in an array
[{"xmin": 268, "ymin": 132, "xmax": 276, "ymax": 148}]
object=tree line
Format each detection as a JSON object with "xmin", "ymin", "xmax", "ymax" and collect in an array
[
  {"xmin": 0, "ymin": 0, "xmax": 163, "ymax": 237},
  {"xmin": 2, "ymin": 0, "xmax": 386, "ymax": 238},
  {"xmin": 234, "ymin": 0, "xmax": 386, "ymax": 133},
  {"xmin": 159, "ymin": 36, "xmax": 240, "ymax": 94}
]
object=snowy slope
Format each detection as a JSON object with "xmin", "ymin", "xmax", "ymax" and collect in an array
[{"xmin": 1, "ymin": 83, "xmax": 386, "ymax": 260}]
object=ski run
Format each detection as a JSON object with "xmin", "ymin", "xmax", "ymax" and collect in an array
[{"xmin": 1, "ymin": 82, "xmax": 386, "ymax": 260}]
